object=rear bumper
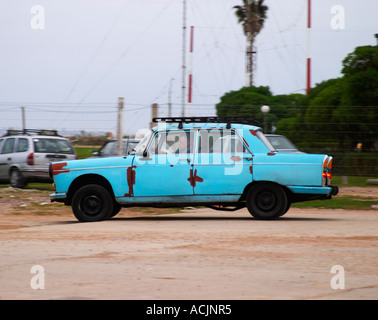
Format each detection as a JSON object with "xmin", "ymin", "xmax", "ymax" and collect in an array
[
  {"xmin": 329, "ymin": 185, "xmax": 339, "ymax": 196},
  {"xmin": 287, "ymin": 185, "xmax": 338, "ymax": 203},
  {"xmin": 287, "ymin": 185, "xmax": 338, "ymax": 195}
]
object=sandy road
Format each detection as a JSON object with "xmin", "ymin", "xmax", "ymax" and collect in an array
[{"xmin": 0, "ymin": 206, "xmax": 377, "ymax": 300}]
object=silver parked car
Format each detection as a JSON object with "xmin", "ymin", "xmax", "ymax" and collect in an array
[
  {"xmin": 0, "ymin": 129, "xmax": 77, "ymax": 188},
  {"xmin": 90, "ymin": 139, "xmax": 140, "ymax": 158},
  {"xmin": 265, "ymin": 134, "xmax": 302, "ymax": 153}
]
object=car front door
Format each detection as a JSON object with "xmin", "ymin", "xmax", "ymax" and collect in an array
[
  {"xmin": 193, "ymin": 129, "xmax": 253, "ymax": 195},
  {"xmin": 132, "ymin": 129, "xmax": 196, "ymax": 197}
]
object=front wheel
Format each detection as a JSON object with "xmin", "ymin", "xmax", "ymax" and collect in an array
[
  {"xmin": 246, "ymin": 183, "xmax": 288, "ymax": 220},
  {"xmin": 72, "ymin": 184, "xmax": 113, "ymax": 222}
]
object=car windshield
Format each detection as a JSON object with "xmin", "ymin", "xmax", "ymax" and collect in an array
[
  {"xmin": 132, "ymin": 131, "xmax": 153, "ymax": 154},
  {"xmin": 127, "ymin": 141, "xmax": 139, "ymax": 153},
  {"xmin": 33, "ymin": 138, "xmax": 74, "ymax": 154}
]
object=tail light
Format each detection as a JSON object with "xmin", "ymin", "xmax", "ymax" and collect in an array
[
  {"xmin": 322, "ymin": 156, "xmax": 333, "ymax": 185},
  {"xmin": 322, "ymin": 156, "xmax": 328, "ymax": 180},
  {"xmin": 327, "ymin": 157, "xmax": 333, "ymax": 181},
  {"xmin": 27, "ymin": 153, "xmax": 34, "ymax": 165}
]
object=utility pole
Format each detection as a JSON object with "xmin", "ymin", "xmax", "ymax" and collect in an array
[
  {"xmin": 150, "ymin": 103, "xmax": 158, "ymax": 128},
  {"xmin": 168, "ymin": 78, "xmax": 174, "ymax": 117},
  {"xmin": 21, "ymin": 107, "xmax": 26, "ymax": 132},
  {"xmin": 117, "ymin": 97, "xmax": 124, "ymax": 156},
  {"xmin": 181, "ymin": 0, "xmax": 187, "ymax": 117}
]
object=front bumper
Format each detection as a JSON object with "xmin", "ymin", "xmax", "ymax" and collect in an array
[{"xmin": 50, "ymin": 192, "xmax": 67, "ymax": 203}]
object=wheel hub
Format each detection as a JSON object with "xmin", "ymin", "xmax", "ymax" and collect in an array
[
  {"xmin": 256, "ymin": 191, "xmax": 276, "ymax": 211},
  {"xmin": 82, "ymin": 195, "xmax": 102, "ymax": 215}
]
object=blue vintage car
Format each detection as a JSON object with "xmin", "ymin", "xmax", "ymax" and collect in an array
[{"xmin": 50, "ymin": 117, "xmax": 338, "ymax": 222}]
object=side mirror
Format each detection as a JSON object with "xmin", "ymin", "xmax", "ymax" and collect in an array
[{"xmin": 143, "ymin": 149, "xmax": 148, "ymax": 158}]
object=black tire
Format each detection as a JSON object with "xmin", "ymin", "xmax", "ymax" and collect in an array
[
  {"xmin": 72, "ymin": 184, "xmax": 113, "ymax": 222},
  {"xmin": 10, "ymin": 169, "xmax": 27, "ymax": 188},
  {"xmin": 110, "ymin": 201, "xmax": 122, "ymax": 217},
  {"xmin": 281, "ymin": 201, "xmax": 291, "ymax": 216},
  {"xmin": 246, "ymin": 183, "xmax": 288, "ymax": 220}
]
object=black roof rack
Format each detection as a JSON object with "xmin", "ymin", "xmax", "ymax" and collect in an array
[
  {"xmin": 4, "ymin": 129, "xmax": 61, "ymax": 137},
  {"xmin": 152, "ymin": 117, "xmax": 260, "ymax": 129}
]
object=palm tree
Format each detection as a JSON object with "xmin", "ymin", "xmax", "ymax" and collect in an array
[{"xmin": 233, "ymin": 0, "xmax": 268, "ymax": 87}]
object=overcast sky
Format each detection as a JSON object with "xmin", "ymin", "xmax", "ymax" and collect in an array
[{"xmin": 0, "ymin": 0, "xmax": 377, "ymax": 135}]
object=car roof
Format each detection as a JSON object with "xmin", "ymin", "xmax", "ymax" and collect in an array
[
  {"xmin": 152, "ymin": 122, "xmax": 261, "ymax": 132},
  {"xmin": 151, "ymin": 117, "xmax": 261, "ymax": 132},
  {"xmin": 3, "ymin": 134, "xmax": 68, "ymax": 140}
]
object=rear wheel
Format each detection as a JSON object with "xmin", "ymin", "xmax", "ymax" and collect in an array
[
  {"xmin": 246, "ymin": 183, "xmax": 288, "ymax": 220},
  {"xmin": 72, "ymin": 184, "xmax": 113, "ymax": 222},
  {"xmin": 10, "ymin": 169, "xmax": 27, "ymax": 188}
]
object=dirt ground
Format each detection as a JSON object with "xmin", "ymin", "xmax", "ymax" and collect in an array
[{"xmin": 0, "ymin": 187, "xmax": 377, "ymax": 300}]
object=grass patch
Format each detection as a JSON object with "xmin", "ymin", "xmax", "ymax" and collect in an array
[
  {"xmin": 292, "ymin": 196, "xmax": 377, "ymax": 210},
  {"xmin": 74, "ymin": 146, "xmax": 98, "ymax": 159},
  {"xmin": 331, "ymin": 176, "xmax": 378, "ymax": 187}
]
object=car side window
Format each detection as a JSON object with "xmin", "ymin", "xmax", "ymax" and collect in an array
[
  {"xmin": 16, "ymin": 138, "xmax": 29, "ymax": 152},
  {"xmin": 149, "ymin": 130, "xmax": 194, "ymax": 155},
  {"xmin": 1, "ymin": 138, "xmax": 16, "ymax": 154},
  {"xmin": 0, "ymin": 138, "xmax": 3, "ymax": 152},
  {"xmin": 199, "ymin": 130, "xmax": 246, "ymax": 154}
]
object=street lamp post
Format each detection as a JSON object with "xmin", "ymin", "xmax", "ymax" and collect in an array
[{"xmin": 261, "ymin": 105, "xmax": 270, "ymax": 133}]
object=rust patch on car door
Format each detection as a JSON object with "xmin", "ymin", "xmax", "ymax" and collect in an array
[
  {"xmin": 187, "ymin": 169, "xmax": 203, "ymax": 187},
  {"xmin": 124, "ymin": 166, "xmax": 136, "ymax": 196}
]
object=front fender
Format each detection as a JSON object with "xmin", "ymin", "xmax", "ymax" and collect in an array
[{"xmin": 51, "ymin": 156, "xmax": 135, "ymax": 197}]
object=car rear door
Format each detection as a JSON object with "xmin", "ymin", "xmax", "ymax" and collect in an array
[{"xmin": 193, "ymin": 129, "xmax": 253, "ymax": 195}]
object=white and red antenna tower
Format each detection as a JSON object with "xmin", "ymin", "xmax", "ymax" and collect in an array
[
  {"xmin": 181, "ymin": 0, "xmax": 187, "ymax": 117},
  {"xmin": 306, "ymin": 0, "xmax": 312, "ymax": 94},
  {"xmin": 187, "ymin": 26, "xmax": 194, "ymax": 117}
]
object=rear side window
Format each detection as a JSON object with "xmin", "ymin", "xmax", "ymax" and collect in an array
[
  {"xmin": 16, "ymin": 138, "xmax": 29, "ymax": 152},
  {"xmin": 1, "ymin": 138, "xmax": 16, "ymax": 154},
  {"xmin": 33, "ymin": 138, "xmax": 74, "ymax": 154},
  {"xmin": 199, "ymin": 129, "xmax": 246, "ymax": 154}
]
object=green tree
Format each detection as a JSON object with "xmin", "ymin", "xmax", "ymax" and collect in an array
[
  {"xmin": 278, "ymin": 45, "xmax": 377, "ymax": 150},
  {"xmin": 216, "ymin": 45, "xmax": 377, "ymax": 151},
  {"xmin": 216, "ymin": 86, "xmax": 272, "ymax": 124},
  {"xmin": 216, "ymin": 86, "xmax": 308, "ymax": 133},
  {"xmin": 339, "ymin": 46, "xmax": 378, "ymax": 150}
]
